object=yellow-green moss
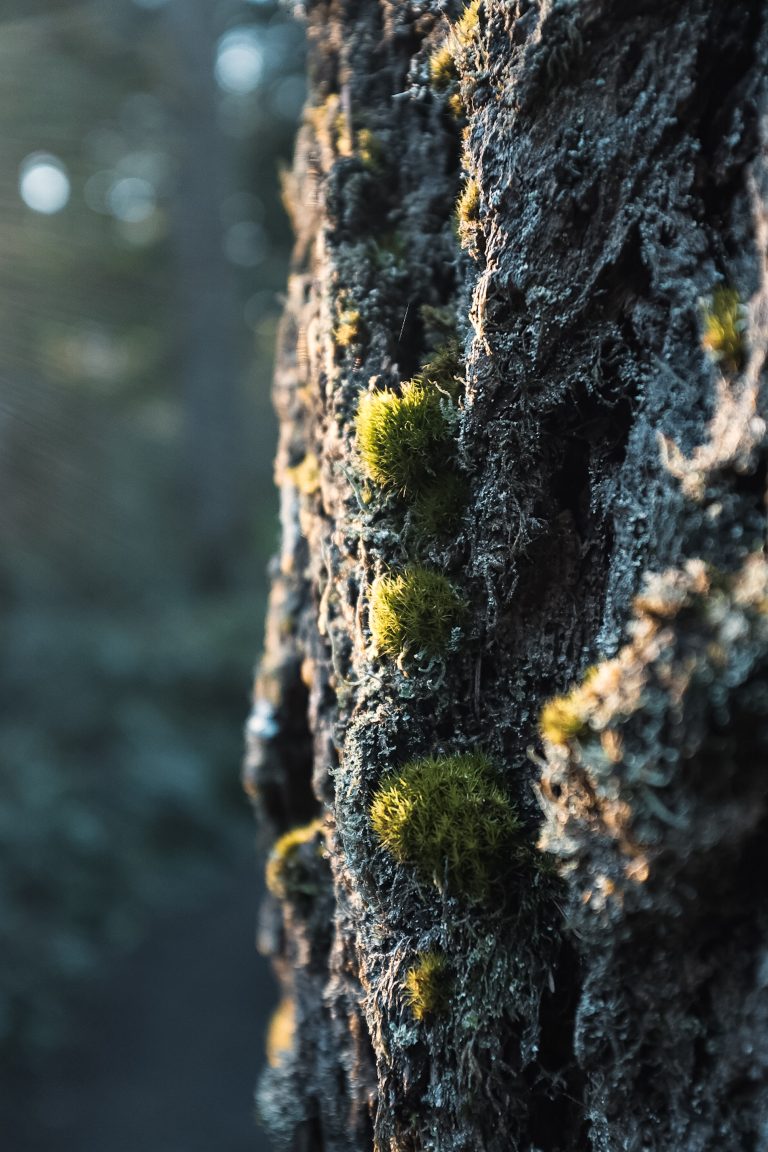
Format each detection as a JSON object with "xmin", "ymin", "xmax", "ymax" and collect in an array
[
  {"xmin": 369, "ymin": 567, "xmax": 464, "ymax": 660},
  {"xmin": 454, "ymin": 0, "xmax": 482, "ymax": 47},
  {"xmin": 265, "ymin": 818, "xmax": 325, "ymax": 900},
  {"xmin": 370, "ymin": 752, "xmax": 522, "ymax": 901},
  {"xmin": 428, "ymin": 1, "xmax": 481, "ymax": 100},
  {"xmin": 356, "ymin": 127, "xmax": 383, "ymax": 171},
  {"xmin": 429, "ymin": 43, "xmax": 459, "ymax": 93},
  {"xmin": 701, "ymin": 286, "xmax": 745, "ymax": 371},
  {"xmin": 539, "ymin": 667, "xmax": 601, "ymax": 746},
  {"xmin": 539, "ymin": 695, "xmax": 590, "ymax": 746},
  {"xmin": 266, "ymin": 998, "xmax": 296, "ymax": 1067},
  {"xmin": 448, "ymin": 90, "xmax": 466, "ymax": 119},
  {"xmin": 403, "ymin": 952, "xmax": 450, "ymax": 1021},
  {"xmin": 285, "ymin": 452, "xmax": 320, "ymax": 496},
  {"xmin": 335, "ymin": 307, "xmax": 363, "ymax": 348},
  {"xmin": 356, "ymin": 380, "xmax": 453, "ymax": 496}
]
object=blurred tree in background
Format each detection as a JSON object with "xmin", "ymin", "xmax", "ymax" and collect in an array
[{"xmin": 0, "ymin": 0, "xmax": 303, "ymax": 1123}]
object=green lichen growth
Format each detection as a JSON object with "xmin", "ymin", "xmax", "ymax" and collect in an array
[
  {"xmin": 701, "ymin": 286, "xmax": 745, "ymax": 371},
  {"xmin": 369, "ymin": 567, "xmax": 465, "ymax": 660},
  {"xmin": 265, "ymin": 818, "xmax": 325, "ymax": 901},
  {"xmin": 456, "ymin": 177, "xmax": 481, "ymax": 248},
  {"xmin": 410, "ymin": 473, "xmax": 467, "ymax": 540},
  {"xmin": 356, "ymin": 380, "xmax": 454, "ymax": 497},
  {"xmin": 370, "ymin": 752, "xmax": 522, "ymax": 901},
  {"xmin": 403, "ymin": 952, "xmax": 450, "ymax": 1021}
]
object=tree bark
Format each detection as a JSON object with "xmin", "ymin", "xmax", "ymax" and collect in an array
[{"xmin": 246, "ymin": 2, "xmax": 768, "ymax": 1149}]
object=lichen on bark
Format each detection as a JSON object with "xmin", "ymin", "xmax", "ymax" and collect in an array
[{"xmin": 246, "ymin": 1, "xmax": 768, "ymax": 1149}]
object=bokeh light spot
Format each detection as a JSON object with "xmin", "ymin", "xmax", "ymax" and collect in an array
[
  {"xmin": 215, "ymin": 29, "xmax": 264, "ymax": 95},
  {"xmin": 19, "ymin": 153, "xmax": 71, "ymax": 215},
  {"xmin": 108, "ymin": 176, "xmax": 157, "ymax": 224},
  {"xmin": 224, "ymin": 221, "xmax": 267, "ymax": 268}
]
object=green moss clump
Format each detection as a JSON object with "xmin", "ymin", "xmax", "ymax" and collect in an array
[
  {"xmin": 265, "ymin": 818, "xmax": 325, "ymax": 900},
  {"xmin": 410, "ymin": 473, "xmax": 467, "ymax": 540},
  {"xmin": 370, "ymin": 752, "xmax": 522, "ymax": 901},
  {"xmin": 356, "ymin": 380, "xmax": 454, "ymax": 496},
  {"xmin": 369, "ymin": 567, "xmax": 464, "ymax": 660},
  {"xmin": 403, "ymin": 952, "xmax": 450, "ymax": 1021},
  {"xmin": 701, "ymin": 286, "xmax": 745, "ymax": 372}
]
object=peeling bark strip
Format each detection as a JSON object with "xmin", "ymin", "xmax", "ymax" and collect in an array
[{"xmin": 246, "ymin": 1, "xmax": 768, "ymax": 1149}]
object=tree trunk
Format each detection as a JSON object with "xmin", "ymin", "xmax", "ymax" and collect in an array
[{"xmin": 246, "ymin": 2, "xmax": 768, "ymax": 1150}]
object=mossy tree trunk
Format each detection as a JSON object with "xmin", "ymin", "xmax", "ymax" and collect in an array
[{"xmin": 246, "ymin": 2, "xmax": 768, "ymax": 1150}]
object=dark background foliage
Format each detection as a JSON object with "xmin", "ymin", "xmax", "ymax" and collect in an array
[{"xmin": 0, "ymin": 1, "xmax": 302, "ymax": 1146}]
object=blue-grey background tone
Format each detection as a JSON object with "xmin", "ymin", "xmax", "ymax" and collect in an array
[{"xmin": 0, "ymin": 1, "xmax": 304, "ymax": 1146}]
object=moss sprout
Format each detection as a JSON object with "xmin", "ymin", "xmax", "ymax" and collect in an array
[
  {"xmin": 403, "ymin": 952, "xmax": 450, "ymax": 1021},
  {"xmin": 369, "ymin": 567, "xmax": 465, "ymax": 661},
  {"xmin": 448, "ymin": 90, "xmax": 466, "ymax": 119},
  {"xmin": 456, "ymin": 177, "xmax": 481, "ymax": 248},
  {"xmin": 428, "ymin": 1, "xmax": 481, "ymax": 109},
  {"xmin": 266, "ymin": 818, "xmax": 325, "ymax": 901},
  {"xmin": 701, "ymin": 286, "xmax": 746, "ymax": 372},
  {"xmin": 266, "ymin": 998, "xmax": 296, "ymax": 1067},
  {"xmin": 356, "ymin": 380, "xmax": 454, "ymax": 496},
  {"xmin": 370, "ymin": 752, "xmax": 522, "ymax": 901}
]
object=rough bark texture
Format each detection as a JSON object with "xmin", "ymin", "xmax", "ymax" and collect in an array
[{"xmin": 245, "ymin": 2, "xmax": 768, "ymax": 1149}]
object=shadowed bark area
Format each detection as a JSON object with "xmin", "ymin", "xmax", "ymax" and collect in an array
[{"xmin": 246, "ymin": 1, "xmax": 768, "ymax": 1149}]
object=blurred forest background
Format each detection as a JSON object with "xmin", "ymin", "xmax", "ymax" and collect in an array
[{"xmin": 0, "ymin": 0, "xmax": 304, "ymax": 1147}]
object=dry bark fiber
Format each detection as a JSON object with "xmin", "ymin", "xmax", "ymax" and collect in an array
[{"xmin": 245, "ymin": 1, "xmax": 768, "ymax": 1149}]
